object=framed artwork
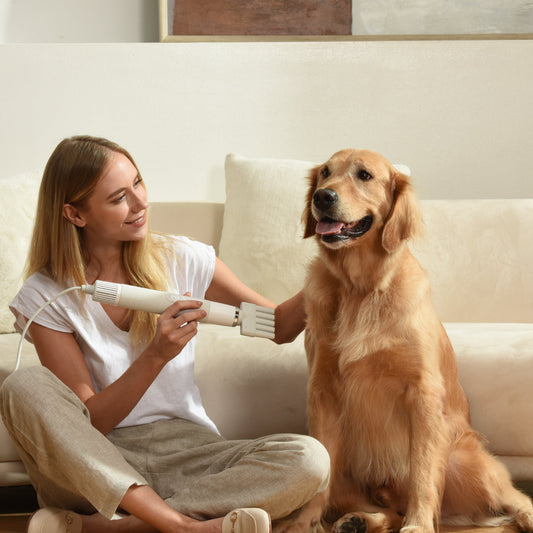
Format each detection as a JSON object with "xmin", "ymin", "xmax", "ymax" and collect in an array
[{"xmin": 159, "ymin": 0, "xmax": 533, "ymax": 42}]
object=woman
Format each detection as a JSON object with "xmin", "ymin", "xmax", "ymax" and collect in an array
[{"xmin": 0, "ymin": 136, "xmax": 329, "ymax": 533}]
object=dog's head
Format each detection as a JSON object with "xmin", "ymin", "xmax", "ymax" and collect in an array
[{"xmin": 303, "ymin": 149, "xmax": 422, "ymax": 253}]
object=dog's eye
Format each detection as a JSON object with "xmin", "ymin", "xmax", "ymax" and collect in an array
[
  {"xmin": 357, "ymin": 169, "xmax": 373, "ymax": 181},
  {"xmin": 321, "ymin": 166, "xmax": 330, "ymax": 179}
]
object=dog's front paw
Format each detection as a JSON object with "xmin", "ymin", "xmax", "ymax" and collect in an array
[
  {"xmin": 333, "ymin": 511, "xmax": 403, "ymax": 533},
  {"xmin": 333, "ymin": 514, "xmax": 367, "ymax": 533},
  {"xmin": 399, "ymin": 526, "xmax": 425, "ymax": 533},
  {"xmin": 516, "ymin": 510, "xmax": 533, "ymax": 532}
]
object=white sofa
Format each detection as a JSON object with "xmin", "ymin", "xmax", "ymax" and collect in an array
[{"xmin": 1, "ymin": 154, "xmax": 533, "ymax": 491}]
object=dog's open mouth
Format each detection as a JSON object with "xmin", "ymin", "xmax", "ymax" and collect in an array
[{"xmin": 315, "ymin": 215, "xmax": 373, "ymax": 243}]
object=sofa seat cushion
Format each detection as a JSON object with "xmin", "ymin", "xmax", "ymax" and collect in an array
[
  {"xmin": 0, "ymin": 461, "xmax": 31, "ymax": 487},
  {"xmin": 195, "ymin": 322, "xmax": 533, "ymax": 481},
  {"xmin": 2, "ymin": 323, "xmax": 533, "ymax": 482},
  {"xmin": 0, "ymin": 334, "xmax": 39, "ymax": 384},
  {"xmin": 0, "ymin": 333, "xmax": 39, "ymax": 466},
  {"xmin": 447, "ymin": 323, "xmax": 533, "ymax": 457},
  {"xmin": 449, "ymin": 322, "xmax": 533, "ymax": 481},
  {"xmin": 195, "ymin": 325, "xmax": 309, "ymax": 440}
]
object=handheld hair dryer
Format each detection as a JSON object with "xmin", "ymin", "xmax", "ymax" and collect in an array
[{"xmin": 81, "ymin": 281, "xmax": 275, "ymax": 339}]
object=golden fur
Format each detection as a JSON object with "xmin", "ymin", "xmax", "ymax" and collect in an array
[{"xmin": 302, "ymin": 149, "xmax": 533, "ymax": 533}]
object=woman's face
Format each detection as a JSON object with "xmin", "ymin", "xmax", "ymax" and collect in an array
[{"xmin": 70, "ymin": 151, "xmax": 149, "ymax": 246}]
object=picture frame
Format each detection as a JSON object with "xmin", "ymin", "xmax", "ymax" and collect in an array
[{"xmin": 158, "ymin": 0, "xmax": 533, "ymax": 42}]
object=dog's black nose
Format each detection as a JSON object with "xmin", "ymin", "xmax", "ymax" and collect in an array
[{"xmin": 313, "ymin": 188, "xmax": 338, "ymax": 211}]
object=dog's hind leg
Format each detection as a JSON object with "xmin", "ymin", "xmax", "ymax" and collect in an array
[
  {"xmin": 478, "ymin": 460, "xmax": 533, "ymax": 532},
  {"xmin": 442, "ymin": 433, "xmax": 533, "ymax": 532}
]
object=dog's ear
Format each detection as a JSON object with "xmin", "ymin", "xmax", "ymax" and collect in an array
[
  {"xmin": 302, "ymin": 166, "xmax": 320, "ymax": 239},
  {"xmin": 381, "ymin": 171, "xmax": 423, "ymax": 253}
]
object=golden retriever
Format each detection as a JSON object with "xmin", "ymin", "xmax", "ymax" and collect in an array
[{"xmin": 302, "ymin": 149, "xmax": 533, "ymax": 533}]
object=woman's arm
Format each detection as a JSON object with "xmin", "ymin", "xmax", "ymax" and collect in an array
[
  {"xmin": 204, "ymin": 258, "xmax": 274, "ymax": 308},
  {"xmin": 28, "ymin": 299, "xmax": 206, "ymax": 435},
  {"xmin": 205, "ymin": 257, "xmax": 306, "ymax": 344}
]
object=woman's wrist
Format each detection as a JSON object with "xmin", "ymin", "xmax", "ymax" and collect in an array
[{"xmin": 140, "ymin": 343, "xmax": 170, "ymax": 371}]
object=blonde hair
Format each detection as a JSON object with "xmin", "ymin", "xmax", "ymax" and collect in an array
[{"xmin": 27, "ymin": 135, "xmax": 168, "ymax": 346}]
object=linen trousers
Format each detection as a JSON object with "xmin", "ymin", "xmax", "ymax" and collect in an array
[{"xmin": 0, "ymin": 366, "xmax": 330, "ymax": 520}]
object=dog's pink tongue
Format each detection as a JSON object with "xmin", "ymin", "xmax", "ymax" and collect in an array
[{"xmin": 316, "ymin": 220, "xmax": 344, "ymax": 235}]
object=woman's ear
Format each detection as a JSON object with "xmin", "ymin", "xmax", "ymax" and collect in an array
[
  {"xmin": 302, "ymin": 167, "xmax": 319, "ymax": 239},
  {"xmin": 381, "ymin": 171, "xmax": 423, "ymax": 253},
  {"xmin": 62, "ymin": 204, "xmax": 86, "ymax": 228}
]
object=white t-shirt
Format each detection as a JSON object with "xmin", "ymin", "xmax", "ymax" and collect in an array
[{"xmin": 10, "ymin": 234, "xmax": 219, "ymax": 433}]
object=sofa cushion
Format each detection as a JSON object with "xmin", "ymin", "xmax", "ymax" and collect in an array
[
  {"xmin": 412, "ymin": 200, "xmax": 533, "ymax": 323},
  {"xmin": 219, "ymin": 154, "xmax": 318, "ymax": 304},
  {"xmin": 195, "ymin": 325, "xmax": 309, "ymax": 440},
  {"xmin": 447, "ymin": 323, "xmax": 533, "ymax": 459},
  {"xmin": 0, "ymin": 173, "xmax": 41, "ymax": 333}
]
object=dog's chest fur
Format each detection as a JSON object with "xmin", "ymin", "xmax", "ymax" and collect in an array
[
  {"xmin": 304, "ymin": 246, "xmax": 435, "ymax": 484},
  {"xmin": 304, "ymin": 244, "xmax": 429, "ymax": 364}
]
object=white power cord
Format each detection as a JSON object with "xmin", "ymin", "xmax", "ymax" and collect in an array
[{"xmin": 14, "ymin": 286, "xmax": 82, "ymax": 373}]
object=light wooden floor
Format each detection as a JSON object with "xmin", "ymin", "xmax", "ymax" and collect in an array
[
  {"xmin": 1, "ymin": 480, "xmax": 531, "ymax": 533},
  {"xmin": 0, "ymin": 514, "xmax": 29, "ymax": 533},
  {"xmin": 0, "ymin": 515, "xmax": 521, "ymax": 533}
]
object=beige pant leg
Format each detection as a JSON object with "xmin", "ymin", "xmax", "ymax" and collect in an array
[
  {"xmin": 1, "ymin": 367, "xmax": 330, "ymax": 522},
  {"xmin": 0, "ymin": 366, "xmax": 147, "ymax": 519},
  {"xmin": 108, "ymin": 418, "xmax": 330, "ymax": 520}
]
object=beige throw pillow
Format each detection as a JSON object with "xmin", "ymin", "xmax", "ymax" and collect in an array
[{"xmin": 219, "ymin": 154, "xmax": 318, "ymax": 304}]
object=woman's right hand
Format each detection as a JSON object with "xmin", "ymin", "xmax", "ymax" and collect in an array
[{"xmin": 145, "ymin": 299, "xmax": 207, "ymax": 364}]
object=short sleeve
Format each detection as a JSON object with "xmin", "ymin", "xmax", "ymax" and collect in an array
[
  {"xmin": 162, "ymin": 235, "xmax": 216, "ymax": 299},
  {"xmin": 9, "ymin": 273, "xmax": 75, "ymax": 342}
]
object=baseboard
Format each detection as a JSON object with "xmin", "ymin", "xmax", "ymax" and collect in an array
[{"xmin": 0, "ymin": 485, "xmax": 38, "ymax": 515}]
